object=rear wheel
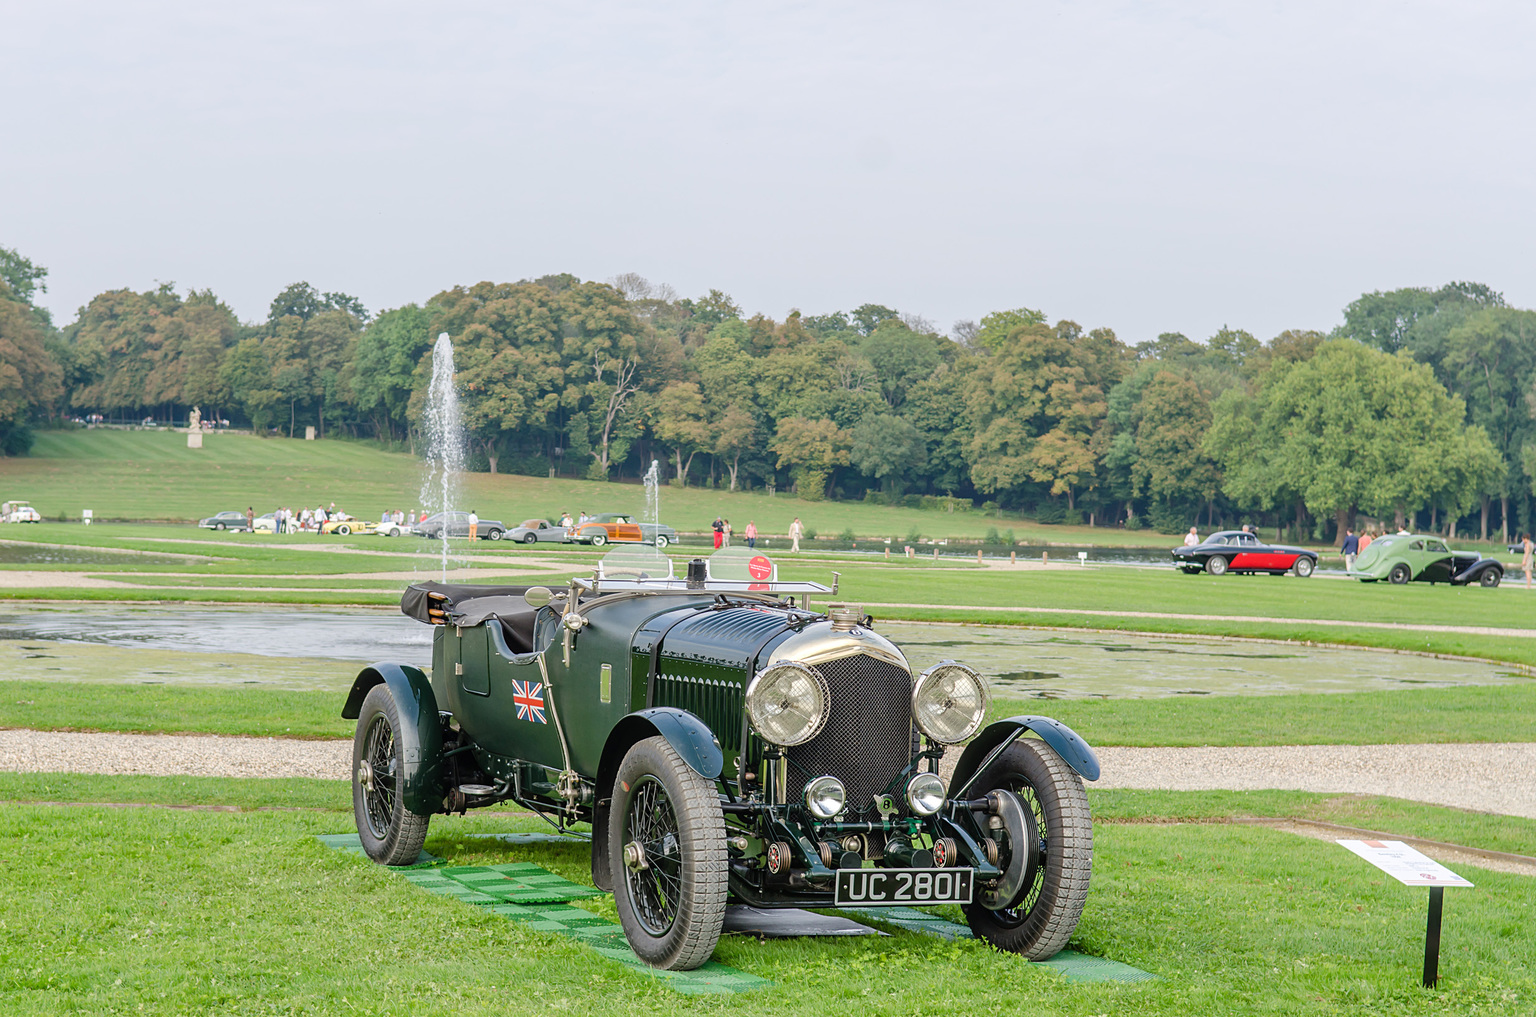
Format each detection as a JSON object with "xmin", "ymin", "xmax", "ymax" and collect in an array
[
  {"xmin": 610, "ymin": 736, "xmax": 726, "ymax": 970},
  {"xmin": 337, "ymin": 524, "xmax": 352, "ymax": 535},
  {"xmin": 962, "ymin": 739, "xmax": 1092, "ymax": 960},
  {"xmin": 351, "ymin": 685, "xmax": 429, "ymax": 866},
  {"xmin": 1389, "ymin": 563, "xmax": 1412, "ymax": 584},
  {"xmin": 1480, "ymin": 568, "xmax": 1502, "ymax": 588},
  {"xmin": 1293, "ymin": 557, "xmax": 1314, "ymax": 578},
  {"xmin": 1206, "ymin": 555, "xmax": 1229, "ymax": 576}
]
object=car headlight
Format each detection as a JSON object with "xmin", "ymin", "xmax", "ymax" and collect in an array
[
  {"xmin": 745, "ymin": 661, "xmax": 830, "ymax": 747},
  {"xmin": 906, "ymin": 772, "xmax": 946, "ymax": 816},
  {"xmin": 803, "ymin": 775, "xmax": 846, "ymax": 819},
  {"xmin": 912, "ymin": 662, "xmax": 990, "ymax": 744}
]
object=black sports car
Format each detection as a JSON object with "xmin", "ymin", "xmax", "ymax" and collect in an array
[{"xmin": 1171, "ymin": 530, "xmax": 1317, "ymax": 577}]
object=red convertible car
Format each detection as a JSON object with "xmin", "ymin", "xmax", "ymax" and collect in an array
[{"xmin": 1171, "ymin": 530, "xmax": 1317, "ymax": 577}]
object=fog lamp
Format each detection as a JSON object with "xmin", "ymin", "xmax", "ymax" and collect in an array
[
  {"xmin": 906, "ymin": 772, "xmax": 946, "ymax": 816},
  {"xmin": 803, "ymin": 775, "xmax": 847, "ymax": 819}
]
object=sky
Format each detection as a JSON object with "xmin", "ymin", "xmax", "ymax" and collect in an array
[{"xmin": 4, "ymin": 1, "xmax": 1535, "ymax": 344}]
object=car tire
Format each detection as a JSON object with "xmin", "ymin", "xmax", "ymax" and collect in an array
[
  {"xmin": 610, "ymin": 736, "xmax": 727, "ymax": 970},
  {"xmin": 1388, "ymin": 563, "xmax": 1411, "ymax": 585},
  {"xmin": 1293, "ymin": 557, "xmax": 1314, "ymax": 578},
  {"xmin": 215, "ymin": 522, "xmax": 226, "ymax": 531},
  {"xmin": 1480, "ymin": 568, "xmax": 1502, "ymax": 588},
  {"xmin": 351, "ymin": 684, "xmax": 430, "ymax": 866},
  {"xmin": 523, "ymin": 533, "xmax": 538, "ymax": 544},
  {"xmin": 591, "ymin": 533, "xmax": 607, "ymax": 546},
  {"xmin": 1206, "ymin": 555, "xmax": 1229, "ymax": 576},
  {"xmin": 961, "ymin": 739, "xmax": 1093, "ymax": 961},
  {"xmin": 337, "ymin": 524, "xmax": 351, "ymax": 535},
  {"xmin": 654, "ymin": 534, "xmax": 669, "ymax": 549},
  {"xmin": 487, "ymin": 528, "xmax": 502, "ymax": 541}
]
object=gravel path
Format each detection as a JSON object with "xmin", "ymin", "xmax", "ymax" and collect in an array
[{"xmin": 4, "ymin": 730, "xmax": 1534, "ymax": 820}]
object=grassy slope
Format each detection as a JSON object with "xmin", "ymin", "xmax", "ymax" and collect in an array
[{"xmin": 0, "ymin": 429, "xmax": 1285, "ymax": 545}]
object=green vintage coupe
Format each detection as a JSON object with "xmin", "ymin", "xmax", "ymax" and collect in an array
[{"xmin": 1351, "ymin": 533, "xmax": 1504, "ymax": 586}]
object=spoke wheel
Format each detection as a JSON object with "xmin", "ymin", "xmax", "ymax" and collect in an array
[
  {"xmin": 610, "ymin": 736, "xmax": 726, "ymax": 970},
  {"xmin": 1293, "ymin": 557, "xmax": 1314, "ymax": 578},
  {"xmin": 962, "ymin": 739, "xmax": 1092, "ymax": 960},
  {"xmin": 1206, "ymin": 555, "xmax": 1228, "ymax": 576},
  {"xmin": 351, "ymin": 685, "xmax": 429, "ymax": 866}
]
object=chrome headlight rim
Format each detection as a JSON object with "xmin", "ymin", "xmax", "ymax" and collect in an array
[
  {"xmin": 745, "ymin": 660, "xmax": 831, "ymax": 747},
  {"xmin": 803, "ymin": 774, "xmax": 847, "ymax": 819},
  {"xmin": 905, "ymin": 771, "xmax": 946, "ymax": 816},
  {"xmin": 911, "ymin": 661, "xmax": 991, "ymax": 744}
]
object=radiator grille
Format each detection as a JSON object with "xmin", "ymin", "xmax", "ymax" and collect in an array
[{"xmin": 787, "ymin": 653, "xmax": 913, "ymax": 812}]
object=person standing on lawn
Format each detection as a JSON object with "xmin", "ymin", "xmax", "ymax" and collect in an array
[
  {"xmin": 1183, "ymin": 526, "xmax": 1200, "ymax": 546},
  {"xmin": 712, "ymin": 516, "xmax": 724, "ymax": 549},
  {"xmin": 1523, "ymin": 533, "xmax": 1534, "ymax": 588},
  {"xmin": 468, "ymin": 510, "xmax": 479, "ymax": 541},
  {"xmin": 789, "ymin": 517, "xmax": 803, "ymax": 552},
  {"xmin": 1342, "ymin": 528, "xmax": 1359, "ymax": 572},
  {"xmin": 745, "ymin": 520, "xmax": 758, "ymax": 548}
]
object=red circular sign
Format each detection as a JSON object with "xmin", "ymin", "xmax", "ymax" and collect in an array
[{"xmin": 748, "ymin": 555, "xmax": 773, "ymax": 580}]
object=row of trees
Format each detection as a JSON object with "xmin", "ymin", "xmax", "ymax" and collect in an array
[{"xmin": 4, "ymin": 244, "xmax": 1534, "ymax": 543}]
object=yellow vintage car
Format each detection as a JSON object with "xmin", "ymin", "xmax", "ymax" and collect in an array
[{"xmin": 320, "ymin": 514, "xmax": 376, "ymax": 536}]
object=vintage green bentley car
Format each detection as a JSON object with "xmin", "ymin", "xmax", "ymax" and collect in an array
[
  {"xmin": 1351, "ymin": 533, "xmax": 1504, "ymax": 586},
  {"xmin": 343, "ymin": 547, "xmax": 1100, "ymax": 970}
]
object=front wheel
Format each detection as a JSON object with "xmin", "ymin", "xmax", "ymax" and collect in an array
[
  {"xmin": 351, "ymin": 685, "xmax": 430, "ymax": 866},
  {"xmin": 1480, "ymin": 568, "xmax": 1502, "ymax": 588},
  {"xmin": 1206, "ymin": 555, "xmax": 1229, "ymax": 576},
  {"xmin": 523, "ymin": 532, "xmax": 538, "ymax": 544},
  {"xmin": 654, "ymin": 534, "xmax": 669, "ymax": 549},
  {"xmin": 215, "ymin": 522, "xmax": 226, "ymax": 531},
  {"xmin": 590, "ymin": 533, "xmax": 607, "ymax": 546},
  {"xmin": 610, "ymin": 736, "xmax": 727, "ymax": 970},
  {"xmin": 487, "ymin": 528, "xmax": 502, "ymax": 541},
  {"xmin": 961, "ymin": 739, "xmax": 1093, "ymax": 960},
  {"xmin": 1388, "ymin": 562, "xmax": 1411, "ymax": 585},
  {"xmin": 1293, "ymin": 557, "xmax": 1314, "ymax": 578},
  {"xmin": 337, "ymin": 524, "xmax": 352, "ymax": 535}
]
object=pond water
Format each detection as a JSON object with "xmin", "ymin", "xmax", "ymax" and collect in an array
[
  {"xmin": 0, "ymin": 543, "xmax": 197, "ymax": 567},
  {"xmin": 0, "ymin": 606, "xmax": 1523, "ymax": 699}
]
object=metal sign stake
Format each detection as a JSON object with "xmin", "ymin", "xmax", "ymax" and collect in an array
[{"xmin": 1423, "ymin": 886, "xmax": 1444, "ymax": 988}]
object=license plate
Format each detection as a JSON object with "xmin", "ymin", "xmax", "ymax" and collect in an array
[{"xmin": 834, "ymin": 867, "xmax": 974, "ymax": 906}]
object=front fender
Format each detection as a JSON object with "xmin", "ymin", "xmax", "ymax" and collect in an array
[
  {"xmin": 951, "ymin": 715, "xmax": 1100, "ymax": 800},
  {"xmin": 341, "ymin": 662, "xmax": 444, "ymax": 815},
  {"xmin": 1455, "ymin": 559, "xmax": 1503, "ymax": 585},
  {"xmin": 590, "ymin": 707, "xmax": 723, "ymax": 891}
]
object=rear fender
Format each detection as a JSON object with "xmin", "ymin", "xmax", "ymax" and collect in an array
[
  {"xmin": 590, "ymin": 707, "xmax": 724, "ymax": 891},
  {"xmin": 341, "ymin": 662, "xmax": 444, "ymax": 815},
  {"xmin": 950, "ymin": 715, "xmax": 1100, "ymax": 800}
]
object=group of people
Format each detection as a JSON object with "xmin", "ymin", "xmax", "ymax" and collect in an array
[
  {"xmin": 556, "ymin": 511, "xmax": 592, "ymax": 528},
  {"xmin": 247, "ymin": 503, "xmax": 394, "ymax": 533},
  {"xmin": 704, "ymin": 517, "xmax": 797, "ymax": 550}
]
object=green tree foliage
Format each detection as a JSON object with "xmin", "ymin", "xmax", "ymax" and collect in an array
[
  {"xmin": 1, "ymin": 280, "xmax": 63, "ymax": 453},
  {"xmin": 351, "ymin": 305, "xmax": 434, "ymax": 443},
  {"xmin": 1208, "ymin": 340, "xmax": 1502, "ymax": 540},
  {"xmin": 771, "ymin": 417, "xmax": 851, "ymax": 500},
  {"xmin": 850, "ymin": 414, "xmax": 927, "ymax": 496}
]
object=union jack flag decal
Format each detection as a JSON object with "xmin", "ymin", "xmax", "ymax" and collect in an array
[{"xmin": 511, "ymin": 680, "xmax": 547, "ymax": 724}]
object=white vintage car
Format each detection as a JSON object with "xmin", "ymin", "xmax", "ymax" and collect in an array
[{"xmin": 1, "ymin": 501, "xmax": 42, "ymax": 523}]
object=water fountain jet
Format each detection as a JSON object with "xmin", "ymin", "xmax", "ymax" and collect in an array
[{"xmin": 420, "ymin": 333, "xmax": 464, "ymax": 582}]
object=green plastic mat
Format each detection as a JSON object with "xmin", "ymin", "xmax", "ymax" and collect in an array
[
  {"xmin": 315, "ymin": 833, "xmax": 441, "ymax": 867},
  {"xmin": 320, "ymin": 836, "xmax": 768, "ymax": 994},
  {"xmin": 852, "ymin": 907, "xmax": 1154, "ymax": 983}
]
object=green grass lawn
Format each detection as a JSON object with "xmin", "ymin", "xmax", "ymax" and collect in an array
[{"xmin": 1, "ymin": 781, "xmax": 1531, "ymax": 1016}]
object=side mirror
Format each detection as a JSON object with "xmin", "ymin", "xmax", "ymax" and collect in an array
[{"xmin": 523, "ymin": 587, "xmax": 553, "ymax": 608}]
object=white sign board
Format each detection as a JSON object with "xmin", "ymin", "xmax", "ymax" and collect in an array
[{"xmin": 1337, "ymin": 840, "xmax": 1474, "ymax": 888}]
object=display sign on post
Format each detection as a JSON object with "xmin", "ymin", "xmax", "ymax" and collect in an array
[{"xmin": 1337, "ymin": 840, "xmax": 1473, "ymax": 988}]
